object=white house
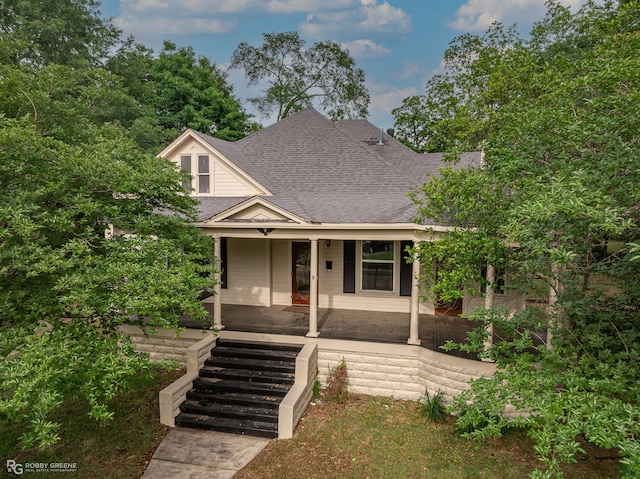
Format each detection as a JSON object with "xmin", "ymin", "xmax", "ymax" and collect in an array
[
  {"xmin": 157, "ymin": 106, "xmax": 523, "ymax": 344},
  {"xmin": 144, "ymin": 107, "xmax": 530, "ymax": 436}
]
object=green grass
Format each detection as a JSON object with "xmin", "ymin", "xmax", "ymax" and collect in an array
[
  {"xmin": 0, "ymin": 367, "xmax": 181, "ymax": 479},
  {"xmin": 235, "ymin": 395, "xmax": 621, "ymax": 479},
  {"xmin": 0, "ymin": 376, "xmax": 622, "ymax": 479}
]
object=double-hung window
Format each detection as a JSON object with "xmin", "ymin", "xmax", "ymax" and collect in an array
[
  {"xmin": 361, "ymin": 240, "xmax": 394, "ymax": 291},
  {"xmin": 180, "ymin": 155, "xmax": 192, "ymax": 191},
  {"xmin": 179, "ymin": 154, "xmax": 211, "ymax": 194},
  {"xmin": 197, "ymin": 154, "xmax": 210, "ymax": 193}
]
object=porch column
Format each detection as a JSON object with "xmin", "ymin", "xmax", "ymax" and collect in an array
[
  {"xmin": 306, "ymin": 238, "xmax": 320, "ymax": 338},
  {"xmin": 408, "ymin": 243, "xmax": 421, "ymax": 345},
  {"xmin": 482, "ymin": 263, "xmax": 495, "ymax": 359},
  {"xmin": 213, "ymin": 235, "xmax": 223, "ymax": 331}
]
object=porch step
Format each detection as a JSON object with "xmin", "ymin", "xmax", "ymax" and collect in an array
[
  {"xmin": 192, "ymin": 377, "xmax": 290, "ymax": 396},
  {"xmin": 185, "ymin": 390, "xmax": 281, "ymax": 408},
  {"xmin": 176, "ymin": 413, "xmax": 278, "ymax": 439},
  {"xmin": 204, "ymin": 356, "xmax": 296, "ymax": 374},
  {"xmin": 175, "ymin": 339, "xmax": 303, "ymax": 438},
  {"xmin": 180, "ymin": 400, "xmax": 279, "ymax": 423},
  {"xmin": 199, "ymin": 366, "xmax": 295, "ymax": 385}
]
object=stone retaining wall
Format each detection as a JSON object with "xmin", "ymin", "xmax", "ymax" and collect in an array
[
  {"xmin": 124, "ymin": 328, "xmax": 495, "ymax": 404},
  {"xmin": 316, "ymin": 339, "xmax": 494, "ymax": 401},
  {"xmin": 121, "ymin": 325, "xmax": 212, "ymax": 366}
]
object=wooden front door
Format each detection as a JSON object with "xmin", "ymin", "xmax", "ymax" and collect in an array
[{"xmin": 292, "ymin": 242, "xmax": 311, "ymax": 305}]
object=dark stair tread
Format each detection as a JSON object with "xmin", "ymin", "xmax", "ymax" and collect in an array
[
  {"xmin": 180, "ymin": 400, "xmax": 279, "ymax": 422},
  {"xmin": 193, "ymin": 377, "xmax": 290, "ymax": 395},
  {"xmin": 176, "ymin": 413, "xmax": 278, "ymax": 438},
  {"xmin": 186, "ymin": 390, "xmax": 282, "ymax": 408},
  {"xmin": 176, "ymin": 340, "xmax": 304, "ymax": 439},
  {"xmin": 205, "ymin": 356, "xmax": 296, "ymax": 372},
  {"xmin": 199, "ymin": 366, "xmax": 295, "ymax": 384},
  {"xmin": 216, "ymin": 340, "xmax": 303, "ymax": 353},
  {"xmin": 211, "ymin": 346, "xmax": 299, "ymax": 361}
]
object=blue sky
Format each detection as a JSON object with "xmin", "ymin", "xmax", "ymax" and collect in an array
[{"xmin": 99, "ymin": 0, "xmax": 586, "ymax": 128}]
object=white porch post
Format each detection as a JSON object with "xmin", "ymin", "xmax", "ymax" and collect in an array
[
  {"xmin": 213, "ymin": 235, "xmax": 223, "ymax": 331},
  {"xmin": 482, "ymin": 263, "xmax": 495, "ymax": 358},
  {"xmin": 306, "ymin": 238, "xmax": 320, "ymax": 337},
  {"xmin": 408, "ymin": 242, "xmax": 421, "ymax": 345}
]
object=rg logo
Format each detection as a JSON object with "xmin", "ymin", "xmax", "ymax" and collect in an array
[{"xmin": 6, "ymin": 460, "xmax": 23, "ymax": 475}]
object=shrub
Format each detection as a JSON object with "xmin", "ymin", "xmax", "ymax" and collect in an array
[
  {"xmin": 418, "ymin": 389, "xmax": 447, "ymax": 422},
  {"xmin": 325, "ymin": 359, "xmax": 348, "ymax": 403}
]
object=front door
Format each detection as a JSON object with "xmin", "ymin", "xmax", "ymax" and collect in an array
[{"xmin": 292, "ymin": 242, "xmax": 311, "ymax": 305}]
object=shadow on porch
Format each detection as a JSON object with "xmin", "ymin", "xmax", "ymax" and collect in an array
[{"xmin": 183, "ymin": 304, "xmax": 479, "ymax": 360}]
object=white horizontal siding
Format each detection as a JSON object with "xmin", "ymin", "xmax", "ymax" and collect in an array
[
  {"xmin": 221, "ymin": 238, "xmax": 271, "ymax": 306},
  {"xmin": 271, "ymin": 240, "xmax": 291, "ymax": 305},
  {"xmin": 213, "ymin": 163, "xmax": 255, "ymax": 197}
]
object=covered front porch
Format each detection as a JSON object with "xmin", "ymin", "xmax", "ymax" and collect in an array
[{"xmin": 186, "ymin": 303, "xmax": 478, "ymax": 360}]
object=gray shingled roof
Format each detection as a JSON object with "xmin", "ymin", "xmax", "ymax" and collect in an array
[{"xmin": 187, "ymin": 107, "xmax": 482, "ymax": 224}]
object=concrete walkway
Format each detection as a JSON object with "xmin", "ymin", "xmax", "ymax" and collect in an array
[{"xmin": 143, "ymin": 428, "xmax": 269, "ymax": 479}]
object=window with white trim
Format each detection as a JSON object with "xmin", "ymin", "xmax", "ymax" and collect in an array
[
  {"xmin": 361, "ymin": 240, "xmax": 394, "ymax": 292},
  {"xmin": 179, "ymin": 154, "xmax": 211, "ymax": 194},
  {"xmin": 180, "ymin": 155, "xmax": 191, "ymax": 191},
  {"xmin": 197, "ymin": 154, "xmax": 210, "ymax": 193}
]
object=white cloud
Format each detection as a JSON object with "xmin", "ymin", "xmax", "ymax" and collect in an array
[
  {"xmin": 342, "ymin": 39, "xmax": 390, "ymax": 59},
  {"xmin": 115, "ymin": 16, "xmax": 237, "ymax": 35},
  {"xmin": 265, "ymin": 0, "xmax": 356, "ymax": 14},
  {"xmin": 448, "ymin": 0, "xmax": 583, "ymax": 32},
  {"xmin": 121, "ymin": 0, "xmax": 357, "ymax": 15},
  {"xmin": 300, "ymin": 0, "xmax": 411, "ymax": 40},
  {"xmin": 367, "ymin": 81, "xmax": 417, "ymax": 128}
]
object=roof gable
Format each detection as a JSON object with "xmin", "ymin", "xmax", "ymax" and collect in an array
[
  {"xmin": 198, "ymin": 197, "xmax": 308, "ymax": 225},
  {"xmin": 157, "ymin": 129, "xmax": 271, "ymax": 196}
]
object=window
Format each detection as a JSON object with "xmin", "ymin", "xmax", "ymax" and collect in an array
[
  {"xmin": 197, "ymin": 155, "xmax": 210, "ymax": 193},
  {"xmin": 178, "ymin": 154, "xmax": 212, "ymax": 194},
  {"xmin": 361, "ymin": 240, "xmax": 394, "ymax": 291},
  {"xmin": 180, "ymin": 155, "xmax": 191, "ymax": 191}
]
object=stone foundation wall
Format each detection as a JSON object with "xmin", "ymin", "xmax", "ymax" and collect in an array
[
  {"xmin": 316, "ymin": 339, "xmax": 494, "ymax": 401},
  {"xmin": 125, "ymin": 328, "xmax": 495, "ymax": 402},
  {"xmin": 121, "ymin": 325, "xmax": 212, "ymax": 366}
]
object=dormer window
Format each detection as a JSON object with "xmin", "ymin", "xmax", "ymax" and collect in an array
[
  {"xmin": 197, "ymin": 155, "xmax": 210, "ymax": 193},
  {"xmin": 180, "ymin": 155, "xmax": 191, "ymax": 191},
  {"xmin": 179, "ymin": 154, "xmax": 211, "ymax": 194}
]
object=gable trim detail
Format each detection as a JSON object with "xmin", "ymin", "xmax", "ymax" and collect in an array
[
  {"xmin": 197, "ymin": 197, "xmax": 310, "ymax": 225},
  {"xmin": 157, "ymin": 129, "xmax": 272, "ymax": 196}
]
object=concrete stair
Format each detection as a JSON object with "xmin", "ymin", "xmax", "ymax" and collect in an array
[{"xmin": 175, "ymin": 339, "xmax": 303, "ymax": 438}]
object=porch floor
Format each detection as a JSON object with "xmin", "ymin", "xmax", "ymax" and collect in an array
[{"xmin": 190, "ymin": 304, "xmax": 478, "ymax": 358}]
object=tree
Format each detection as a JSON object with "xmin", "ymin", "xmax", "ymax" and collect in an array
[
  {"xmin": 0, "ymin": 0, "xmax": 120, "ymax": 67},
  {"xmin": 0, "ymin": 62, "xmax": 215, "ymax": 449},
  {"xmin": 106, "ymin": 40, "xmax": 256, "ymax": 152},
  {"xmin": 394, "ymin": 23, "xmax": 531, "ymax": 152},
  {"xmin": 410, "ymin": 1, "xmax": 640, "ymax": 477},
  {"xmin": 230, "ymin": 31, "xmax": 369, "ymax": 121}
]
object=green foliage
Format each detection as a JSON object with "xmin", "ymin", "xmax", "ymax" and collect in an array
[
  {"xmin": 312, "ymin": 368, "xmax": 322, "ymax": 399},
  {"xmin": 410, "ymin": 1, "xmax": 640, "ymax": 477},
  {"xmin": 418, "ymin": 389, "xmax": 447, "ymax": 423},
  {"xmin": 231, "ymin": 31, "xmax": 369, "ymax": 121},
  {"xmin": 0, "ymin": 0, "xmax": 120, "ymax": 67},
  {"xmin": 0, "ymin": 86, "xmax": 215, "ymax": 449}
]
